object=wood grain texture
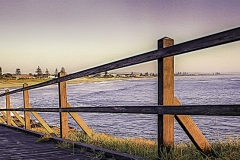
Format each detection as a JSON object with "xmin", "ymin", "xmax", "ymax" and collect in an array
[
  {"xmin": 158, "ymin": 37, "xmax": 175, "ymax": 148},
  {"xmin": 23, "ymin": 83, "xmax": 31, "ymax": 129},
  {"xmin": 174, "ymin": 98, "xmax": 213, "ymax": 154},
  {"xmin": 0, "ymin": 124, "xmax": 144, "ymax": 160},
  {"xmin": 12, "ymin": 110, "xmax": 25, "ymax": 125},
  {"xmin": 29, "ymin": 105, "xmax": 56, "ymax": 135},
  {"xmin": 1, "ymin": 105, "xmax": 240, "ymax": 116},
  {"xmin": 0, "ymin": 116, "xmax": 6, "ymax": 124},
  {"xmin": 5, "ymin": 90, "xmax": 11, "ymax": 125},
  {"xmin": 1, "ymin": 105, "xmax": 240, "ymax": 115},
  {"xmin": 0, "ymin": 125, "xmax": 92, "ymax": 160},
  {"xmin": 0, "ymin": 111, "xmax": 17, "ymax": 126},
  {"xmin": 67, "ymin": 103, "xmax": 93, "ymax": 136},
  {"xmin": 58, "ymin": 72, "xmax": 68, "ymax": 139}
]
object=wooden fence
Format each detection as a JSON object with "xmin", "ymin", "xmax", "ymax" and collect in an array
[{"xmin": 0, "ymin": 26, "xmax": 240, "ymax": 157}]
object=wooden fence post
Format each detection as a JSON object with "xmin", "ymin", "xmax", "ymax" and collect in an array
[
  {"xmin": 158, "ymin": 37, "xmax": 174, "ymax": 153},
  {"xmin": 58, "ymin": 71, "xmax": 68, "ymax": 139},
  {"xmin": 23, "ymin": 83, "xmax": 31, "ymax": 129},
  {"xmin": 6, "ymin": 90, "xmax": 11, "ymax": 125},
  {"xmin": 174, "ymin": 98, "xmax": 213, "ymax": 154}
]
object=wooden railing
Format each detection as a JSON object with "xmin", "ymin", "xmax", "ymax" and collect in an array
[{"xmin": 0, "ymin": 26, "xmax": 240, "ymax": 157}]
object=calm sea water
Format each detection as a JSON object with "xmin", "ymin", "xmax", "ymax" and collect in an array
[{"xmin": 1, "ymin": 75, "xmax": 240, "ymax": 142}]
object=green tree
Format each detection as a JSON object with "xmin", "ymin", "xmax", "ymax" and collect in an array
[
  {"xmin": 104, "ymin": 71, "xmax": 108, "ymax": 77},
  {"xmin": 36, "ymin": 66, "xmax": 42, "ymax": 78},
  {"xmin": 60, "ymin": 67, "xmax": 65, "ymax": 73},
  {"xmin": 15, "ymin": 68, "xmax": 21, "ymax": 75},
  {"xmin": 0, "ymin": 67, "xmax": 2, "ymax": 77},
  {"xmin": 45, "ymin": 68, "xmax": 49, "ymax": 75},
  {"xmin": 54, "ymin": 68, "xmax": 58, "ymax": 77}
]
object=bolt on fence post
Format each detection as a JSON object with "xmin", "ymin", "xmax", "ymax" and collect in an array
[{"xmin": 58, "ymin": 71, "xmax": 68, "ymax": 139}]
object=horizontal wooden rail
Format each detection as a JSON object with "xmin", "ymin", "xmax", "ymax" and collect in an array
[
  {"xmin": 0, "ymin": 27, "xmax": 239, "ymax": 97},
  {"xmin": 1, "ymin": 105, "xmax": 240, "ymax": 115}
]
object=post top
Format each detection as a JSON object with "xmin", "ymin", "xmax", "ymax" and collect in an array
[
  {"xmin": 158, "ymin": 37, "xmax": 174, "ymax": 41},
  {"xmin": 158, "ymin": 37, "xmax": 174, "ymax": 48}
]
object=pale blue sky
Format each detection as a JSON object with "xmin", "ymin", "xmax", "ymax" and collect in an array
[{"xmin": 1, "ymin": 0, "xmax": 240, "ymax": 74}]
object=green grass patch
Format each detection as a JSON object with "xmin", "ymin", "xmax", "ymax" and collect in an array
[
  {"xmin": 33, "ymin": 127, "xmax": 240, "ymax": 159},
  {"xmin": 68, "ymin": 131, "xmax": 240, "ymax": 160}
]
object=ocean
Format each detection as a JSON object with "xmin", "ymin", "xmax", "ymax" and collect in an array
[{"xmin": 0, "ymin": 75, "xmax": 240, "ymax": 142}]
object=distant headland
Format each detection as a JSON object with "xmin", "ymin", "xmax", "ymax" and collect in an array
[
  {"xmin": 174, "ymin": 72, "xmax": 240, "ymax": 76},
  {"xmin": 174, "ymin": 72, "xmax": 221, "ymax": 76}
]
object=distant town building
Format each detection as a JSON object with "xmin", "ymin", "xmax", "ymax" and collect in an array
[
  {"xmin": 15, "ymin": 74, "xmax": 35, "ymax": 79},
  {"xmin": 3, "ymin": 73, "xmax": 13, "ymax": 79}
]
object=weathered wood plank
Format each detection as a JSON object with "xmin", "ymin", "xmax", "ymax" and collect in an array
[
  {"xmin": 160, "ymin": 105, "xmax": 240, "ymax": 116},
  {"xmin": 163, "ymin": 38, "xmax": 175, "ymax": 147},
  {"xmin": 158, "ymin": 55, "xmax": 164, "ymax": 151},
  {"xmin": 158, "ymin": 37, "xmax": 175, "ymax": 152},
  {"xmin": 174, "ymin": 98, "xmax": 213, "ymax": 154},
  {"xmin": 0, "ymin": 125, "xmax": 91, "ymax": 159},
  {"xmin": 23, "ymin": 83, "xmax": 31, "ymax": 129},
  {"xmin": 29, "ymin": 105, "xmax": 56, "ymax": 135},
  {"xmin": 1, "ymin": 105, "xmax": 240, "ymax": 115},
  {"xmin": 0, "ymin": 116, "xmax": 6, "ymax": 124},
  {"xmin": 0, "ymin": 111, "xmax": 17, "ymax": 126},
  {"xmin": 67, "ymin": 103, "xmax": 93, "ymax": 136},
  {"xmin": 1, "ymin": 27, "xmax": 240, "ymax": 96},
  {"xmin": 12, "ymin": 110, "xmax": 25, "ymax": 125},
  {"xmin": 0, "ymin": 124, "xmax": 144, "ymax": 160},
  {"xmin": 58, "ymin": 72, "xmax": 68, "ymax": 139},
  {"xmin": 0, "ymin": 106, "xmax": 158, "ymax": 113},
  {"xmin": 5, "ymin": 89, "xmax": 11, "ymax": 125}
]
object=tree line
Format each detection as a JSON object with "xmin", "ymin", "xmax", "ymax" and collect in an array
[{"xmin": 0, "ymin": 66, "xmax": 66, "ymax": 79}]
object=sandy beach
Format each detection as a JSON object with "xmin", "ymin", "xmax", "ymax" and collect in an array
[{"xmin": 0, "ymin": 77, "xmax": 154, "ymax": 90}]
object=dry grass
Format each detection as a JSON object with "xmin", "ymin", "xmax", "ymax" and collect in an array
[
  {"xmin": 0, "ymin": 79, "xmax": 48, "ymax": 89},
  {"xmin": 32, "ymin": 126, "xmax": 240, "ymax": 160}
]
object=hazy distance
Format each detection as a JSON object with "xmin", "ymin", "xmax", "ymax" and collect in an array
[{"xmin": 1, "ymin": 1, "xmax": 240, "ymax": 74}]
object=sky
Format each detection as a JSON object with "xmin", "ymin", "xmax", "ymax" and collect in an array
[{"xmin": 1, "ymin": 0, "xmax": 240, "ymax": 75}]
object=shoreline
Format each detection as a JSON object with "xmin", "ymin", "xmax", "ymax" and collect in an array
[
  {"xmin": 0, "ymin": 76, "xmax": 156, "ymax": 90},
  {"xmin": 1, "ymin": 73, "xmax": 238, "ymax": 90}
]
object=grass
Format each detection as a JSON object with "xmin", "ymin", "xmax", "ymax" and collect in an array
[
  {"xmin": 69, "ymin": 131, "xmax": 159, "ymax": 159},
  {"xmin": 160, "ymin": 137, "xmax": 240, "ymax": 160},
  {"xmin": 32, "ymin": 126, "xmax": 240, "ymax": 159},
  {"xmin": 36, "ymin": 134, "xmax": 52, "ymax": 143}
]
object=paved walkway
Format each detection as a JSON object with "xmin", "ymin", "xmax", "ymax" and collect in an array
[{"xmin": 0, "ymin": 125, "xmax": 93, "ymax": 160}]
